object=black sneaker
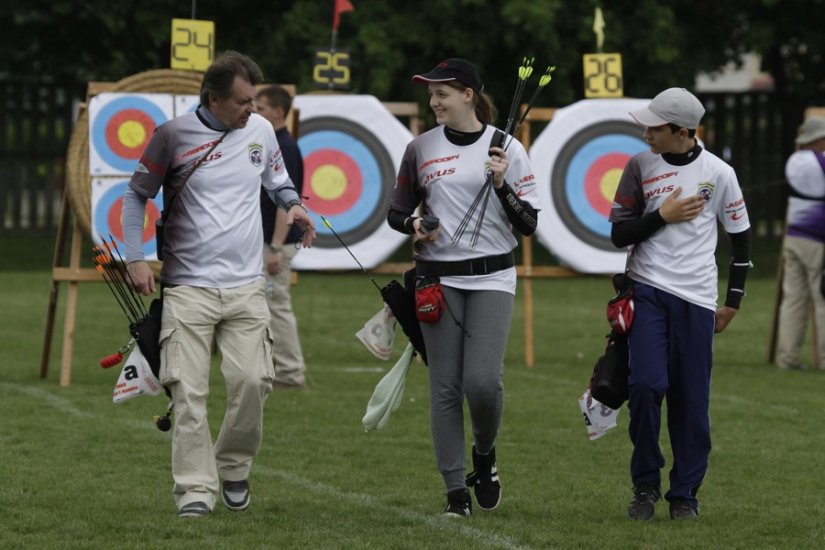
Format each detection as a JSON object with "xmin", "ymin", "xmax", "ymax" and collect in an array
[
  {"xmin": 443, "ymin": 488, "xmax": 472, "ymax": 518},
  {"xmin": 222, "ymin": 479, "xmax": 250, "ymax": 511},
  {"xmin": 669, "ymin": 499, "xmax": 699, "ymax": 520},
  {"xmin": 178, "ymin": 501, "xmax": 211, "ymax": 518},
  {"xmin": 465, "ymin": 446, "xmax": 502, "ymax": 511},
  {"xmin": 626, "ymin": 483, "xmax": 661, "ymax": 520}
]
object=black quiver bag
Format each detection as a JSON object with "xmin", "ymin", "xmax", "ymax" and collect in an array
[
  {"xmin": 380, "ymin": 268, "xmax": 428, "ymax": 365},
  {"xmin": 129, "ymin": 297, "xmax": 164, "ymax": 383},
  {"xmin": 589, "ymin": 330, "xmax": 629, "ymax": 410}
]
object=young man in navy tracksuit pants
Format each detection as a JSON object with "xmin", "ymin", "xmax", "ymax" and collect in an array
[{"xmin": 609, "ymin": 87, "xmax": 752, "ymax": 520}]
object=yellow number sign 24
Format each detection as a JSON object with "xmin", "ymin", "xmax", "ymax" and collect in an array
[{"xmin": 170, "ymin": 19, "xmax": 215, "ymax": 72}]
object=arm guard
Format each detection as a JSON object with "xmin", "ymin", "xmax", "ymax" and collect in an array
[
  {"xmin": 725, "ymin": 228, "xmax": 752, "ymax": 309},
  {"xmin": 265, "ymin": 184, "xmax": 300, "ymax": 210},
  {"xmin": 493, "ymin": 182, "xmax": 538, "ymax": 236},
  {"xmin": 387, "ymin": 208, "xmax": 417, "ymax": 234}
]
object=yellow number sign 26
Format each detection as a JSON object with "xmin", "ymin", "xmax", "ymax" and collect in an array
[
  {"xmin": 170, "ymin": 19, "xmax": 215, "ymax": 72},
  {"xmin": 583, "ymin": 53, "xmax": 623, "ymax": 98}
]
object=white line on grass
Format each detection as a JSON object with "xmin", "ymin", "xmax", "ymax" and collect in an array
[
  {"xmin": 341, "ymin": 367, "xmax": 385, "ymax": 373},
  {"xmin": 1, "ymin": 382, "xmax": 94, "ymax": 418},
  {"xmin": 257, "ymin": 466, "xmax": 531, "ymax": 550},
  {"xmin": 4, "ymin": 380, "xmax": 528, "ymax": 547}
]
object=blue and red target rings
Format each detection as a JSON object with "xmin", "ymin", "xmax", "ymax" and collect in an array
[
  {"xmin": 530, "ymin": 99, "xmax": 650, "ymax": 273},
  {"xmin": 291, "ymin": 95, "xmax": 413, "ymax": 270},
  {"xmin": 66, "ymin": 70, "xmax": 202, "ymax": 237}
]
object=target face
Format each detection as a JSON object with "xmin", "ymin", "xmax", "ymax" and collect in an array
[
  {"xmin": 291, "ymin": 95, "xmax": 412, "ymax": 270},
  {"xmin": 299, "ymin": 117, "xmax": 392, "ymax": 247},
  {"xmin": 530, "ymin": 99, "xmax": 650, "ymax": 273},
  {"xmin": 91, "ymin": 179, "xmax": 163, "ymax": 260},
  {"xmin": 552, "ymin": 120, "xmax": 647, "ymax": 250},
  {"xmin": 175, "ymin": 95, "xmax": 200, "ymax": 116},
  {"xmin": 89, "ymin": 93, "xmax": 174, "ymax": 176}
]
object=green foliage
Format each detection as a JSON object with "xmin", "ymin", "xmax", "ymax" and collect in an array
[
  {"xmin": 1, "ymin": 235, "xmax": 824, "ymax": 548},
  {"xmin": 3, "ymin": 1, "xmax": 825, "ymax": 112}
]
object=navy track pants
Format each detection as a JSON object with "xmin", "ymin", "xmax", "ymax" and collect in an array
[{"xmin": 627, "ymin": 282, "xmax": 715, "ymax": 508}]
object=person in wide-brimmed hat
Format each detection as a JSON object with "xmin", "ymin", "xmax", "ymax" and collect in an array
[{"xmin": 776, "ymin": 115, "xmax": 825, "ymax": 371}]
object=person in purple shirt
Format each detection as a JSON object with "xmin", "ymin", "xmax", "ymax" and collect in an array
[{"xmin": 777, "ymin": 116, "xmax": 825, "ymax": 370}]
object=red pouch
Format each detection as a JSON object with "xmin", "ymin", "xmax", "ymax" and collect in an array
[
  {"xmin": 415, "ymin": 275, "xmax": 445, "ymax": 323},
  {"xmin": 606, "ymin": 273, "xmax": 634, "ymax": 334}
]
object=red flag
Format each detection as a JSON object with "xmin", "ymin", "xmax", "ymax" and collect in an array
[{"xmin": 332, "ymin": 0, "xmax": 354, "ymax": 31}]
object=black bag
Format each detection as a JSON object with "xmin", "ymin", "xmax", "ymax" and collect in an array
[
  {"xmin": 129, "ymin": 297, "xmax": 163, "ymax": 380},
  {"xmin": 589, "ymin": 331, "xmax": 629, "ymax": 410},
  {"xmin": 380, "ymin": 268, "xmax": 428, "ymax": 365}
]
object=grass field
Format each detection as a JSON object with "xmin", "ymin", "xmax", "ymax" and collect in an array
[{"xmin": 1, "ymin": 233, "xmax": 823, "ymax": 549}]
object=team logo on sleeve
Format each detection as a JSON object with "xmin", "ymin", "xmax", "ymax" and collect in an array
[
  {"xmin": 725, "ymin": 197, "xmax": 747, "ymax": 220},
  {"xmin": 514, "ymin": 173, "xmax": 537, "ymax": 197},
  {"xmin": 697, "ymin": 181, "xmax": 715, "ymax": 201},
  {"xmin": 248, "ymin": 143, "xmax": 264, "ymax": 167}
]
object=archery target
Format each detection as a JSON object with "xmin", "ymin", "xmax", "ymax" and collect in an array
[
  {"xmin": 291, "ymin": 95, "xmax": 412, "ymax": 270},
  {"xmin": 530, "ymin": 99, "xmax": 650, "ymax": 273},
  {"xmin": 175, "ymin": 95, "xmax": 200, "ymax": 116},
  {"xmin": 89, "ymin": 93, "xmax": 174, "ymax": 176},
  {"xmin": 91, "ymin": 179, "xmax": 163, "ymax": 261}
]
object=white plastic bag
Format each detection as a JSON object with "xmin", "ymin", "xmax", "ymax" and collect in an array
[
  {"xmin": 112, "ymin": 346, "xmax": 163, "ymax": 403},
  {"xmin": 356, "ymin": 305, "xmax": 397, "ymax": 361},
  {"xmin": 578, "ymin": 388, "xmax": 620, "ymax": 441}
]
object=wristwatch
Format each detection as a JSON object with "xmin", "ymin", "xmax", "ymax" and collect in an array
[
  {"xmin": 286, "ymin": 199, "xmax": 306, "ymax": 211},
  {"xmin": 268, "ymin": 244, "xmax": 282, "ymax": 253}
]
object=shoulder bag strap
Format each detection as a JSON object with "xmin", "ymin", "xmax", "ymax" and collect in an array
[{"xmin": 161, "ymin": 130, "xmax": 230, "ymax": 222}]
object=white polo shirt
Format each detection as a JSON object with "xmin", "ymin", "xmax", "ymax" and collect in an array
[
  {"xmin": 392, "ymin": 125, "xmax": 541, "ymax": 294},
  {"xmin": 128, "ymin": 112, "xmax": 296, "ymax": 288},
  {"xmin": 610, "ymin": 148, "xmax": 750, "ymax": 310}
]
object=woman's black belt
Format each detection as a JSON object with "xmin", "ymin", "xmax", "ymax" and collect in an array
[{"xmin": 415, "ymin": 251, "xmax": 515, "ymax": 277}]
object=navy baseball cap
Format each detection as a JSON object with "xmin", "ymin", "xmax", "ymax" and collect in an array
[{"xmin": 412, "ymin": 58, "xmax": 484, "ymax": 94}]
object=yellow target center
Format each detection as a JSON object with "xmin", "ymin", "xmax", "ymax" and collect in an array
[
  {"xmin": 600, "ymin": 168, "xmax": 624, "ymax": 201},
  {"xmin": 311, "ymin": 165, "xmax": 347, "ymax": 200},
  {"xmin": 118, "ymin": 121, "xmax": 147, "ymax": 148}
]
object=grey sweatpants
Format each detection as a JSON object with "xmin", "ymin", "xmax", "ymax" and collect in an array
[{"xmin": 421, "ymin": 285, "xmax": 514, "ymax": 492}]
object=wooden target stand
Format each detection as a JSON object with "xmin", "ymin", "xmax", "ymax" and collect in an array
[
  {"xmin": 515, "ymin": 107, "xmax": 578, "ymax": 367},
  {"xmin": 374, "ymin": 106, "xmax": 578, "ymax": 367},
  {"xmin": 40, "ymin": 81, "xmax": 566, "ymax": 379},
  {"xmin": 40, "ymin": 70, "xmax": 207, "ymax": 386},
  {"xmin": 39, "ymin": 74, "xmax": 425, "ymax": 385},
  {"xmin": 40, "ymin": 191, "xmax": 104, "ymax": 386}
]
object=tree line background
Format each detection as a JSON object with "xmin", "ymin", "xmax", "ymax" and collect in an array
[
  {"xmin": 3, "ymin": 0, "xmax": 825, "ymax": 116},
  {"xmin": 2, "ymin": 0, "xmax": 825, "ymax": 242}
]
